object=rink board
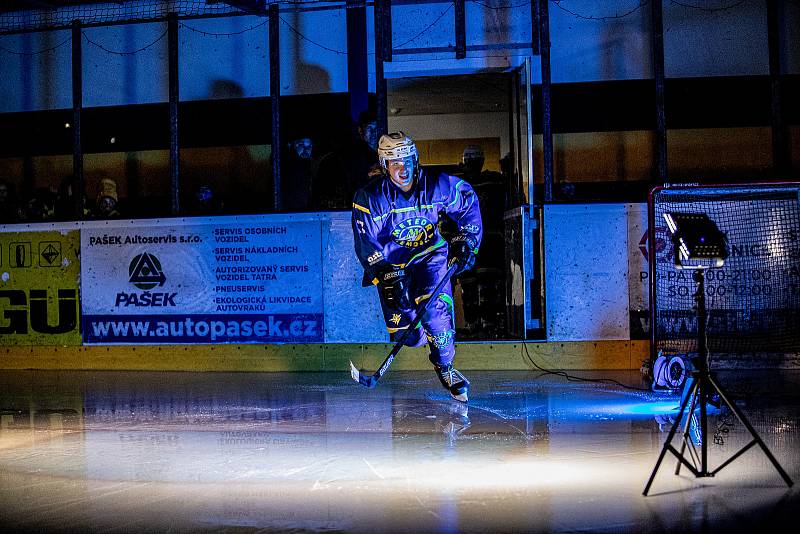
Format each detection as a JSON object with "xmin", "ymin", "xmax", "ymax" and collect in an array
[
  {"xmin": 0, "ymin": 341, "xmax": 649, "ymax": 371},
  {"xmin": 1, "ymin": 214, "xmax": 388, "ymax": 347},
  {"xmin": 2, "ymin": 207, "xmax": 656, "ymax": 370},
  {"xmin": 0, "ymin": 230, "xmax": 81, "ymax": 346}
]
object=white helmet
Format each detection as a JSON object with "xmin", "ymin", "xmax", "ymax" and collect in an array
[{"xmin": 377, "ymin": 131, "xmax": 418, "ymax": 168}]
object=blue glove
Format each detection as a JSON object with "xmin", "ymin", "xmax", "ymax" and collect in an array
[
  {"xmin": 378, "ymin": 269, "xmax": 410, "ymax": 309},
  {"xmin": 448, "ymin": 234, "xmax": 477, "ymax": 275}
]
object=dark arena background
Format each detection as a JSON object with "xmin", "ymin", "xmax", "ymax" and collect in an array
[{"xmin": 1, "ymin": 1, "xmax": 799, "ymax": 532}]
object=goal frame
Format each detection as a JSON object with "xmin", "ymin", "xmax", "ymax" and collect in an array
[{"xmin": 647, "ymin": 181, "xmax": 800, "ymax": 366}]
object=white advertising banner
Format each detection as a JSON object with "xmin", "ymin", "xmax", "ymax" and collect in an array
[{"xmin": 81, "ymin": 218, "xmax": 323, "ymax": 344}]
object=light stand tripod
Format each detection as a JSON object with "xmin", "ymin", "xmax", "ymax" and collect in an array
[{"xmin": 643, "ymin": 213, "xmax": 794, "ymax": 496}]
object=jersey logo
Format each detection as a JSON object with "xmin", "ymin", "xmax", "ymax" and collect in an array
[{"xmin": 391, "ymin": 217, "xmax": 435, "ymax": 248}]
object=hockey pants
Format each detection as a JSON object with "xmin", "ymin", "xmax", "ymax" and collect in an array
[{"xmin": 377, "ymin": 252, "xmax": 456, "ymax": 366}]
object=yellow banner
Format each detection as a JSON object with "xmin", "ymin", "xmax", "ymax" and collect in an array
[{"xmin": 0, "ymin": 230, "xmax": 81, "ymax": 346}]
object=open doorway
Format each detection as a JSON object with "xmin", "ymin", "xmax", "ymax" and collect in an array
[
  {"xmin": 387, "ymin": 73, "xmax": 508, "ymax": 173},
  {"xmin": 387, "ymin": 71, "xmax": 536, "ymax": 340}
]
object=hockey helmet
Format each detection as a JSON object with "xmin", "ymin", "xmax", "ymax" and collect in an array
[
  {"xmin": 462, "ymin": 145, "xmax": 484, "ymax": 164},
  {"xmin": 377, "ymin": 131, "xmax": 418, "ymax": 168}
]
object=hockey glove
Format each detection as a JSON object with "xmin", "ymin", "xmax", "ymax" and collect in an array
[
  {"xmin": 378, "ymin": 269, "xmax": 411, "ymax": 309},
  {"xmin": 448, "ymin": 234, "xmax": 478, "ymax": 275}
]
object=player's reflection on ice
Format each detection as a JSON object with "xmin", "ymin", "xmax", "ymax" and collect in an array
[
  {"xmin": 391, "ymin": 396, "xmax": 472, "ymax": 443},
  {"xmin": 6, "ymin": 369, "xmax": 739, "ymax": 456},
  {"xmin": 5, "ymin": 370, "xmax": 697, "ymax": 437}
]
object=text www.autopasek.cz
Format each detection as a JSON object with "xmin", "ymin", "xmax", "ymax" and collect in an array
[{"xmin": 90, "ymin": 316, "xmax": 318, "ymax": 340}]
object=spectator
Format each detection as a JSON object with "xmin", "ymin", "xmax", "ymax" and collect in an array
[
  {"xmin": 189, "ymin": 184, "xmax": 224, "ymax": 215},
  {"xmin": 314, "ymin": 110, "xmax": 380, "ymax": 210},
  {"xmin": 456, "ymin": 145, "xmax": 508, "ymax": 337},
  {"xmin": 346, "ymin": 110, "xmax": 382, "ymax": 196},
  {"xmin": 281, "ymin": 136, "xmax": 316, "ymax": 212},
  {"xmin": 457, "ymin": 145, "xmax": 507, "ymax": 230},
  {"xmin": 93, "ymin": 178, "xmax": 121, "ymax": 219},
  {"xmin": 357, "ymin": 110, "xmax": 379, "ymax": 152},
  {"xmin": 55, "ymin": 175, "xmax": 90, "ymax": 220},
  {"xmin": 0, "ymin": 180, "xmax": 20, "ymax": 224},
  {"xmin": 21, "ymin": 187, "xmax": 56, "ymax": 221}
]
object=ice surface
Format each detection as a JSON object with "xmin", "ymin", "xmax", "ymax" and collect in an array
[{"xmin": 0, "ymin": 369, "xmax": 798, "ymax": 532}]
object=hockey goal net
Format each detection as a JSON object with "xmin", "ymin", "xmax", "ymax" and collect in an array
[{"xmin": 649, "ymin": 183, "xmax": 800, "ymax": 367}]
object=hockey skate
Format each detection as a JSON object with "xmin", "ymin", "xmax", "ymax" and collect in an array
[{"xmin": 434, "ymin": 363, "xmax": 470, "ymax": 402}]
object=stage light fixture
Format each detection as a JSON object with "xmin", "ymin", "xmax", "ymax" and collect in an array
[
  {"xmin": 662, "ymin": 212, "xmax": 728, "ymax": 268},
  {"xmin": 644, "ymin": 212, "xmax": 793, "ymax": 495}
]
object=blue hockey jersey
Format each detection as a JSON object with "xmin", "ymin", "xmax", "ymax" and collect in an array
[{"xmin": 351, "ymin": 169, "xmax": 483, "ymax": 284}]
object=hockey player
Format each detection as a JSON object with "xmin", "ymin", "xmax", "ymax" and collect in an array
[{"xmin": 351, "ymin": 132, "xmax": 482, "ymax": 402}]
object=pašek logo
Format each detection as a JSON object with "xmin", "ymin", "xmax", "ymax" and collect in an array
[
  {"xmin": 115, "ymin": 252, "xmax": 175, "ymax": 307},
  {"xmin": 128, "ymin": 252, "xmax": 166, "ymax": 290}
]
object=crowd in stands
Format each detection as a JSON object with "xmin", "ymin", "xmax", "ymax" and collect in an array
[
  {"xmin": 276, "ymin": 109, "xmax": 381, "ymax": 212},
  {"xmin": 1, "ymin": 111, "xmax": 512, "ymax": 225},
  {"xmin": 0, "ymin": 176, "xmax": 118, "ymax": 223}
]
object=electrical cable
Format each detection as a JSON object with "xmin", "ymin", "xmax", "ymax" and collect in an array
[
  {"xmin": 0, "ymin": 34, "xmax": 71, "ymax": 56},
  {"xmin": 180, "ymin": 19, "xmax": 269, "ymax": 37},
  {"xmin": 82, "ymin": 28, "xmax": 168, "ymax": 56},
  {"xmin": 669, "ymin": 0, "xmax": 747, "ymax": 13},
  {"xmin": 522, "ymin": 341, "xmax": 652, "ymax": 391},
  {"xmin": 551, "ymin": 0, "xmax": 649, "ymax": 21},
  {"xmin": 394, "ymin": 3, "xmax": 454, "ymax": 50},
  {"xmin": 279, "ymin": 15, "xmax": 347, "ymax": 54}
]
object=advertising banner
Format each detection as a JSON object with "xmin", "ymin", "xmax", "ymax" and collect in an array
[
  {"xmin": 81, "ymin": 218, "xmax": 323, "ymax": 344},
  {"xmin": 0, "ymin": 230, "xmax": 81, "ymax": 346}
]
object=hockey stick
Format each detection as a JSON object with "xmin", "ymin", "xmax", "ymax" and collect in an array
[{"xmin": 350, "ymin": 261, "xmax": 459, "ymax": 388}]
